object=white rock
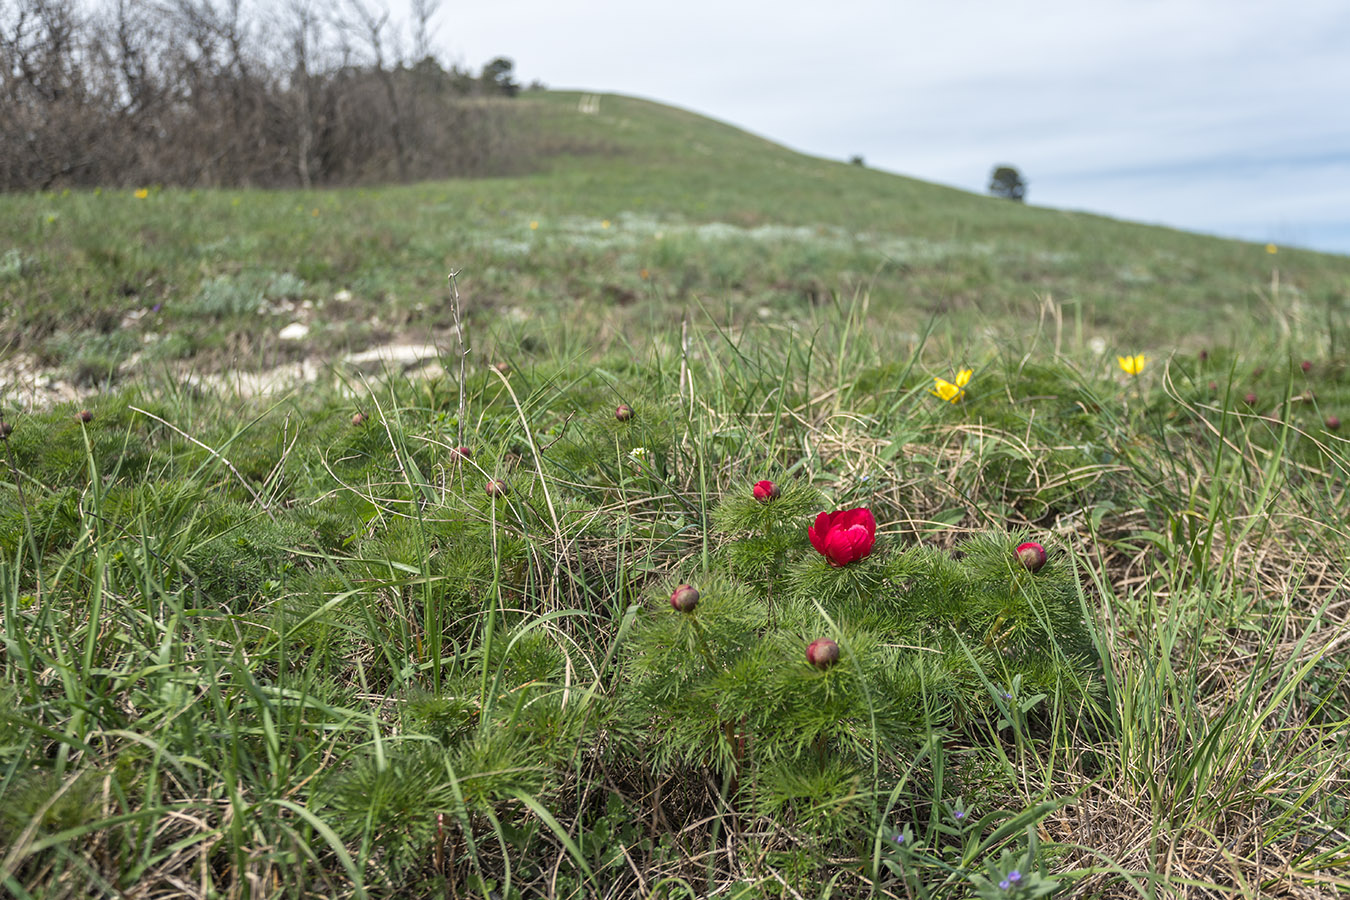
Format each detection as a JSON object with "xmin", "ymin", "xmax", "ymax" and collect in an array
[
  {"xmin": 344, "ymin": 343, "xmax": 442, "ymax": 366},
  {"xmin": 278, "ymin": 322, "xmax": 310, "ymax": 341}
]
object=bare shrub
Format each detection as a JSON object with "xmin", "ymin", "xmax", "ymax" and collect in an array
[{"xmin": 0, "ymin": 0, "xmax": 536, "ymax": 191}]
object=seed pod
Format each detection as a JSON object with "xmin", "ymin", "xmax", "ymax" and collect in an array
[{"xmin": 485, "ymin": 479, "xmax": 509, "ymax": 497}]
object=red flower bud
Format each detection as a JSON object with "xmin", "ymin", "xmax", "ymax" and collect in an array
[
  {"xmin": 807, "ymin": 637, "xmax": 840, "ymax": 670},
  {"xmin": 615, "ymin": 404, "xmax": 633, "ymax": 422},
  {"xmin": 485, "ymin": 479, "xmax": 509, "ymax": 497},
  {"xmin": 351, "ymin": 412, "xmax": 367, "ymax": 426},
  {"xmin": 452, "ymin": 446, "xmax": 472, "ymax": 460},
  {"xmin": 77, "ymin": 410, "xmax": 93, "ymax": 423},
  {"xmin": 670, "ymin": 584, "xmax": 700, "ymax": 613},
  {"xmin": 1244, "ymin": 393, "xmax": 1258, "ymax": 406},
  {"xmin": 1301, "ymin": 360, "xmax": 1313, "ymax": 373},
  {"xmin": 1016, "ymin": 541, "xmax": 1047, "ymax": 573},
  {"xmin": 1327, "ymin": 416, "xmax": 1341, "ymax": 431},
  {"xmin": 752, "ymin": 479, "xmax": 779, "ymax": 502},
  {"xmin": 808, "ymin": 508, "xmax": 876, "ymax": 566}
]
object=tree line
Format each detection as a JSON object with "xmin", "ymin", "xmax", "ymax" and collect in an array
[{"xmin": 0, "ymin": 0, "xmax": 537, "ymax": 191}]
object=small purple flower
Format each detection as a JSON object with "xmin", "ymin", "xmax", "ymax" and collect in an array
[
  {"xmin": 151, "ymin": 303, "xmax": 162, "ymax": 313},
  {"xmin": 999, "ymin": 879, "xmax": 1010, "ymax": 890},
  {"xmin": 954, "ymin": 810, "xmax": 966, "ymax": 820},
  {"xmin": 1001, "ymin": 691, "xmax": 1013, "ymax": 701},
  {"xmin": 894, "ymin": 833, "xmax": 905, "ymax": 845},
  {"xmin": 1008, "ymin": 870, "xmax": 1021, "ymax": 883}
]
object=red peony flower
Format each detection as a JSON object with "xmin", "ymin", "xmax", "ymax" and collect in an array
[
  {"xmin": 753, "ymin": 479, "xmax": 779, "ymax": 502},
  {"xmin": 808, "ymin": 508, "xmax": 876, "ymax": 566}
]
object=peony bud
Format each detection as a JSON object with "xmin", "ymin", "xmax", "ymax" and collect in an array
[
  {"xmin": 806, "ymin": 637, "xmax": 840, "ymax": 670},
  {"xmin": 351, "ymin": 412, "xmax": 367, "ymax": 427},
  {"xmin": 1327, "ymin": 416, "xmax": 1341, "ymax": 431},
  {"xmin": 752, "ymin": 479, "xmax": 779, "ymax": 502},
  {"xmin": 1015, "ymin": 541, "xmax": 1047, "ymax": 573},
  {"xmin": 77, "ymin": 410, "xmax": 94, "ymax": 423},
  {"xmin": 452, "ymin": 445, "xmax": 472, "ymax": 460},
  {"xmin": 0, "ymin": 422, "xmax": 11, "ymax": 440},
  {"xmin": 492, "ymin": 361, "xmax": 511, "ymax": 375},
  {"xmin": 1244, "ymin": 393, "xmax": 1258, "ymax": 406},
  {"xmin": 1207, "ymin": 381, "xmax": 1219, "ymax": 392},
  {"xmin": 615, "ymin": 404, "xmax": 633, "ymax": 422},
  {"xmin": 1301, "ymin": 360, "xmax": 1313, "ymax": 373},
  {"xmin": 485, "ymin": 479, "xmax": 509, "ymax": 497},
  {"xmin": 670, "ymin": 584, "xmax": 700, "ymax": 613}
]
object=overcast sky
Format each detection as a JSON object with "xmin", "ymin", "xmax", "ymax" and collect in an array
[{"xmin": 423, "ymin": 0, "xmax": 1350, "ymax": 255}]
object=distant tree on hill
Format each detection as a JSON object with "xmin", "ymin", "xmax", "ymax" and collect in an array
[
  {"xmin": 988, "ymin": 165, "xmax": 1027, "ymax": 202},
  {"xmin": 480, "ymin": 57, "xmax": 520, "ymax": 97}
]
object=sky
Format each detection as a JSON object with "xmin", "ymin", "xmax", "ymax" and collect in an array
[{"xmin": 422, "ymin": 0, "xmax": 1350, "ymax": 255}]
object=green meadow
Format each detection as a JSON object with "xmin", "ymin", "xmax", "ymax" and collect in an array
[{"xmin": 2, "ymin": 91, "xmax": 1350, "ymax": 899}]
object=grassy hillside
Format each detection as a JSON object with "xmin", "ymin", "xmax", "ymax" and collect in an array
[
  {"xmin": 2, "ymin": 90, "xmax": 1349, "ymax": 399},
  {"xmin": 1, "ymin": 93, "xmax": 1349, "ymax": 899}
]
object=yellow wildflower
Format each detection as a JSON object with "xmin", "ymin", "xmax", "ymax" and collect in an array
[
  {"xmin": 1117, "ymin": 354, "xmax": 1147, "ymax": 376},
  {"xmin": 930, "ymin": 368, "xmax": 973, "ymax": 403},
  {"xmin": 529, "ymin": 220, "xmax": 539, "ymax": 230},
  {"xmin": 134, "ymin": 188, "xmax": 149, "ymax": 199},
  {"xmin": 1265, "ymin": 243, "xmax": 1278, "ymax": 254},
  {"xmin": 601, "ymin": 220, "xmax": 611, "ymax": 229}
]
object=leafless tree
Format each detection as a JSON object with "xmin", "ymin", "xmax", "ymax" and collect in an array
[{"xmin": 0, "ymin": 0, "xmax": 537, "ymax": 191}]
